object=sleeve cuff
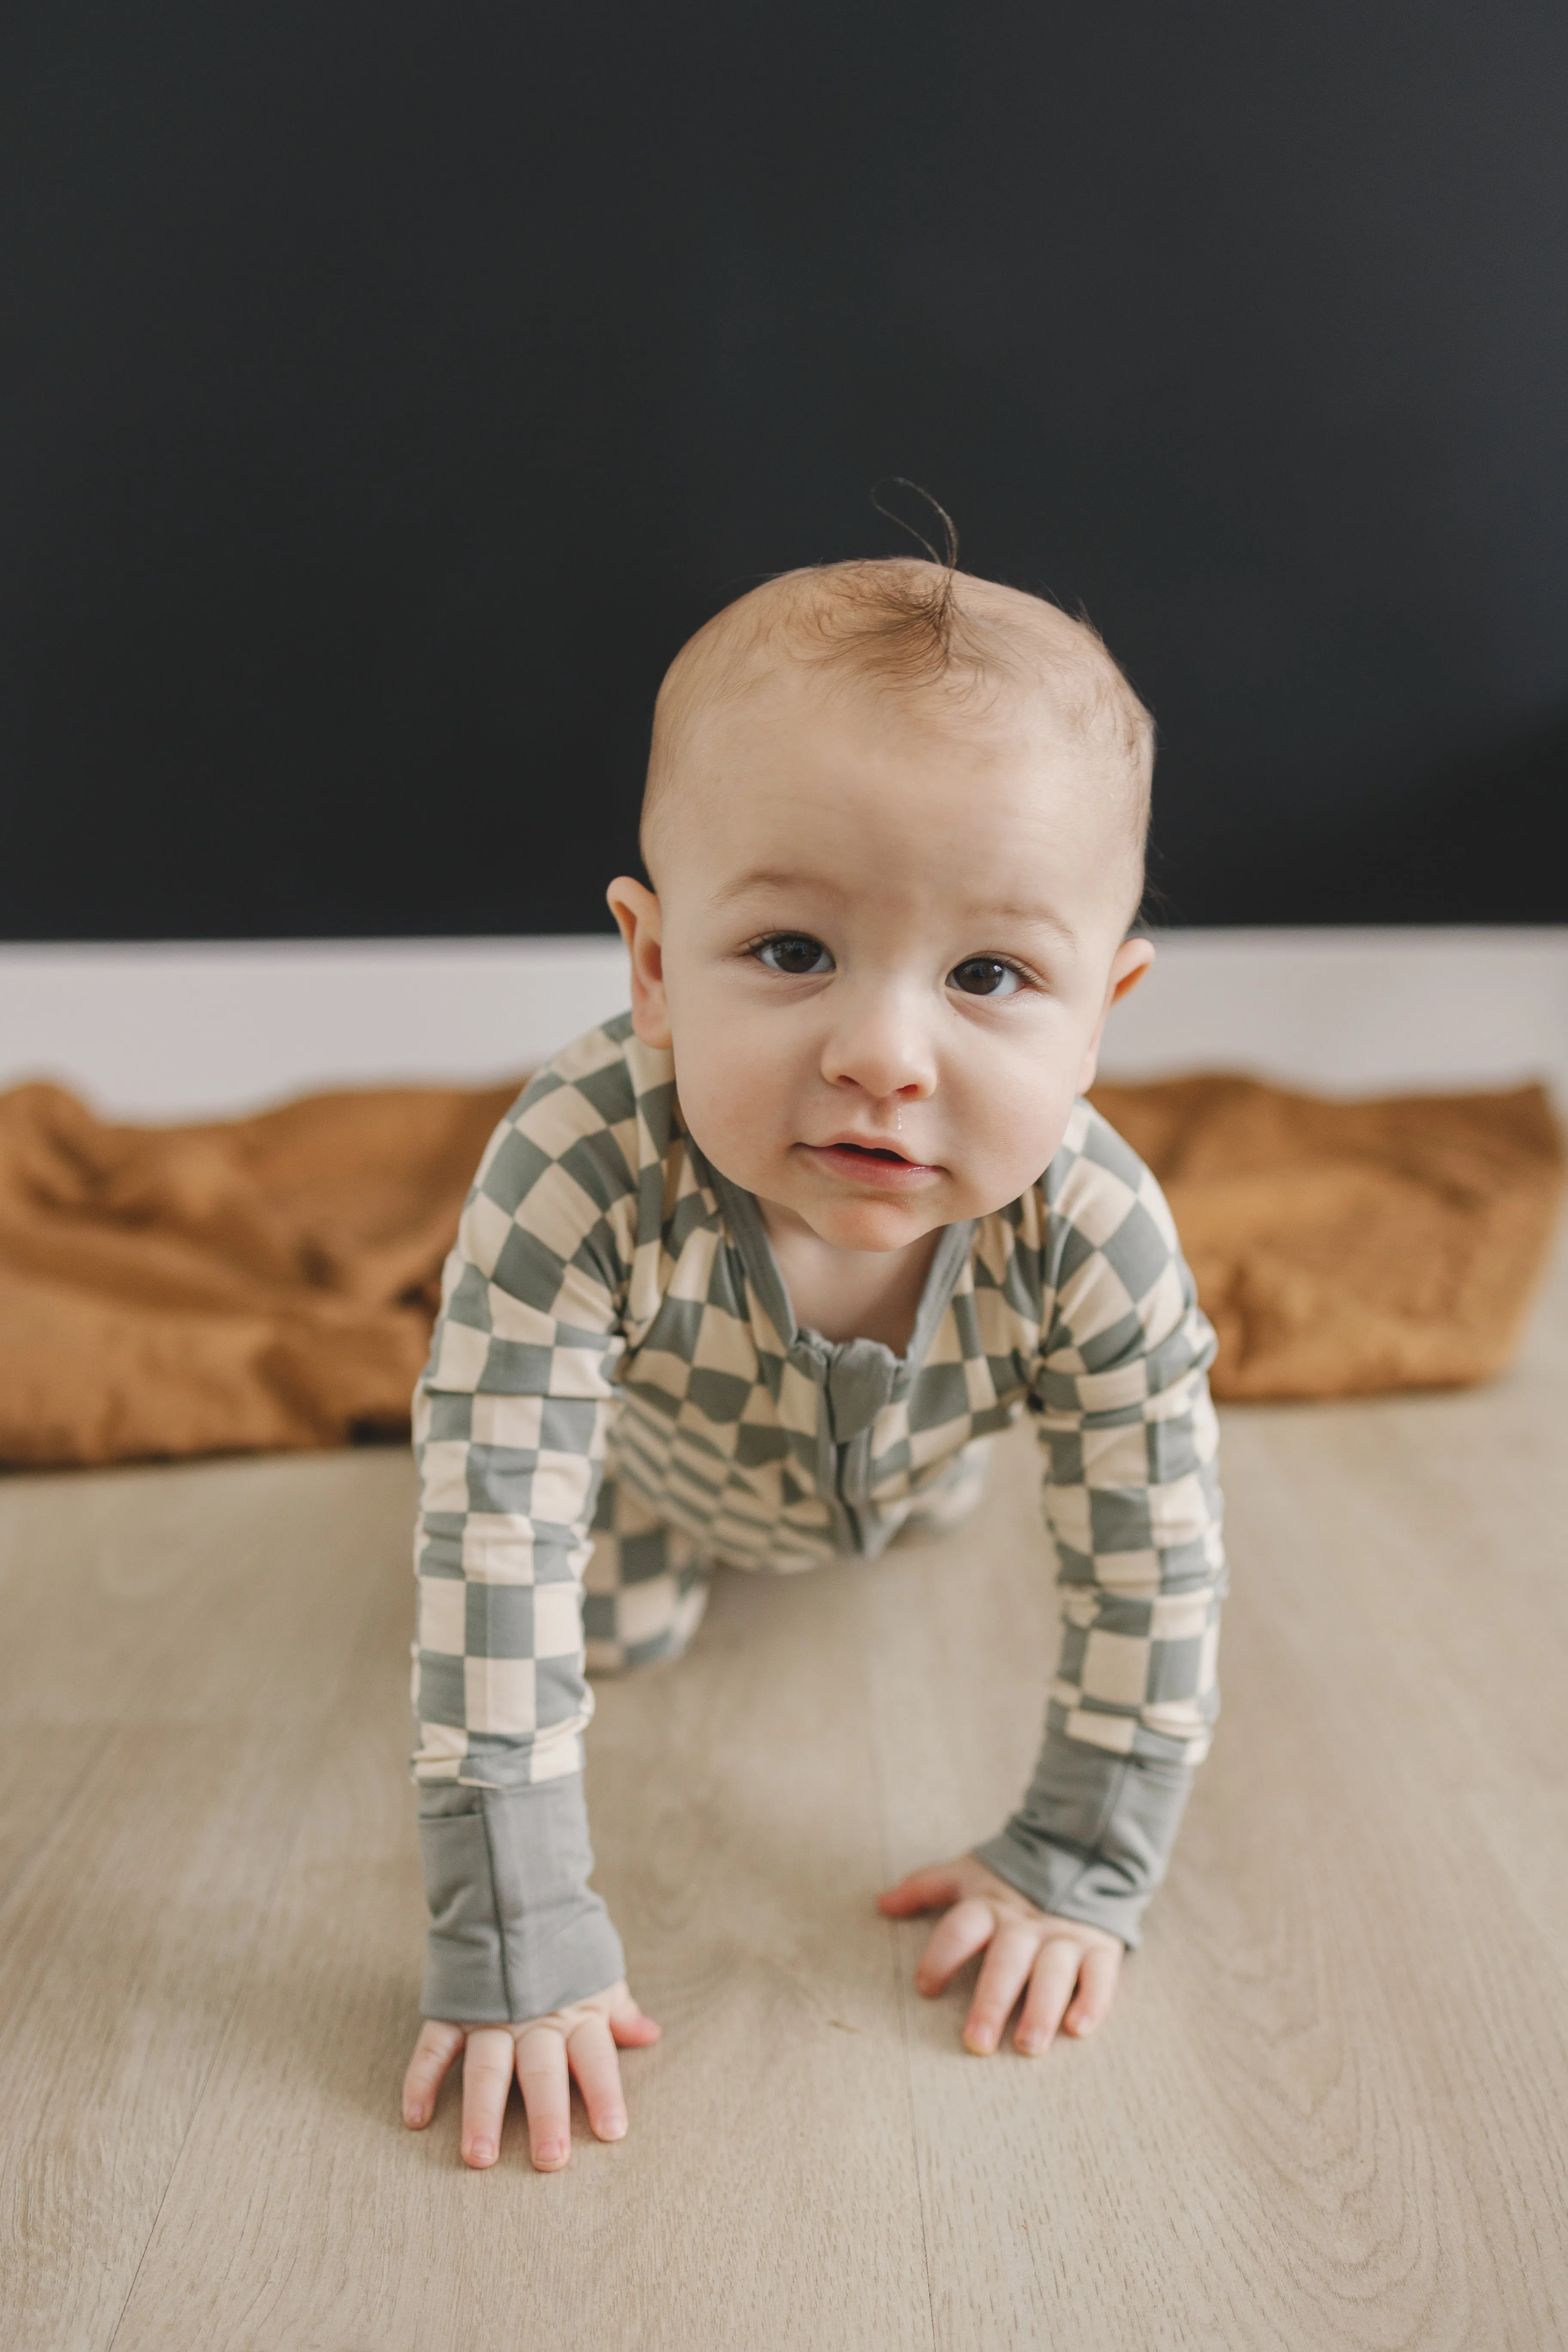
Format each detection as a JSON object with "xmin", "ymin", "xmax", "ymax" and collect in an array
[
  {"xmin": 417, "ymin": 1776, "xmax": 626, "ymax": 2022},
  {"xmin": 974, "ymin": 1826, "xmax": 1148, "ymax": 1947},
  {"xmin": 974, "ymin": 1730, "xmax": 1196, "ymax": 1951}
]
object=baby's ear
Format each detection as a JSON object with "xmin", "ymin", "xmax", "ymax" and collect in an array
[
  {"xmin": 1076, "ymin": 936, "xmax": 1155, "ymax": 1092},
  {"xmin": 1108, "ymin": 934, "xmax": 1155, "ymax": 1007},
  {"xmin": 606, "ymin": 877, "xmax": 673, "ymax": 1049}
]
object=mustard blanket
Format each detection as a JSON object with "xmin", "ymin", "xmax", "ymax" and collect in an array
[{"xmin": 0, "ymin": 1072, "xmax": 1559, "ymax": 1466}]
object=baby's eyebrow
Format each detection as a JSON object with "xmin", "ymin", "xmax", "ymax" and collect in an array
[
  {"xmin": 707, "ymin": 867, "xmax": 850, "ymax": 909},
  {"xmin": 977, "ymin": 901, "xmax": 1081, "ymax": 951},
  {"xmin": 708, "ymin": 870, "xmax": 1081, "ymax": 953}
]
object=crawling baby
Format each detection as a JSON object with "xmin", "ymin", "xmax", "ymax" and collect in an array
[{"xmin": 400, "ymin": 556, "xmax": 1226, "ymax": 2169}]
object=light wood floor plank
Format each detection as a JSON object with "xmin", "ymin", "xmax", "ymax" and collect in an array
[
  {"xmin": 0, "ymin": 1452, "xmax": 413, "ymax": 2352},
  {"xmin": 107, "ymin": 1501, "xmax": 933, "ymax": 2352},
  {"xmin": 3, "ymin": 1247, "xmax": 1565, "ymax": 2349},
  {"xmin": 859, "ymin": 1245, "xmax": 1568, "ymax": 2349}
]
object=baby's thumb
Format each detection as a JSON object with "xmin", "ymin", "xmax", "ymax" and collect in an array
[
  {"xmin": 877, "ymin": 1867, "xmax": 959, "ymax": 1916},
  {"xmin": 608, "ymin": 1991, "xmax": 662, "ymax": 2046}
]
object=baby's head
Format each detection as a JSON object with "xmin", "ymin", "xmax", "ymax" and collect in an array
[{"xmin": 609, "ymin": 558, "xmax": 1155, "ymax": 1254}]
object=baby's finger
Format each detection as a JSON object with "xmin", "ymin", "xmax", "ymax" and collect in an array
[
  {"xmin": 567, "ymin": 2011, "xmax": 629, "ymax": 2141},
  {"xmin": 877, "ymin": 1865, "xmax": 964, "ymax": 1917},
  {"xmin": 607, "ymin": 1989, "xmax": 662, "ymax": 2048},
  {"xmin": 964, "ymin": 1924, "xmax": 1044, "ymax": 2054},
  {"xmin": 459, "ymin": 2027, "xmax": 518, "ymax": 2167},
  {"xmin": 1015, "ymin": 1936, "xmax": 1086, "ymax": 2055},
  {"xmin": 402, "ymin": 2018, "xmax": 465, "ymax": 2128},
  {"xmin": 1064, "ymin": 1939, "xmax": 1121, "ymax": 2036},
  {"xmin": 913, "ymin": 1897, "xmax": 996, "ymax": 1994},
  {"xmin": 515, "ymin": 2023, "xmax": 574, "ymax": 2171}
]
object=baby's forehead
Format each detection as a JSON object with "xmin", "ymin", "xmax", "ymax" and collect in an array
[
  {"xmin": 643, "ymin": 561, "xmax": 1152, "ymax": 925},
  {"xmin": 660, "ymin": 701, "xmax": 1139, "ymax": 947},
  {"xmin": 701, "ymin": 646, "xmax": 1079, "ymax": 759}
]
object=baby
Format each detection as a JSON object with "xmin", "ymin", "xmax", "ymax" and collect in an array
[{"xmin": 400, "ymin": 557, "xmax": 1226, "ymax": 2170}]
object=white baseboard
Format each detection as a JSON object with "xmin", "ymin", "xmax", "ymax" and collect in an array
[
  {"xmin": 0, "ymin": 939, "xmax": 631, "ymax": 1119},
  {"xmin": 1099, "ymin": 928, "xmax": 1568, "ymax": 1105},
  {"xmin": 1, "ymin": 928, "xmax": 1564, "ymax": 1121}
]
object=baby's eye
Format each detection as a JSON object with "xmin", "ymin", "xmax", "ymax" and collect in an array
[
  {"xmin": 756, "ymin": 934, "xmax": 834, "ymax": 977},
  {"xmin": 949, "ymin": 956, "xmax": 1024, "ymax": 999}
]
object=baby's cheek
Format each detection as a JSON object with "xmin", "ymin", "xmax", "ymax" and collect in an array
[
  {"xmin": 669, "ymin": 1023, "xmax": 796, "ymax": 1187},
  {"xmin": 946, "ymin": 1068, "xmax": 1076, "ymax": 1211}
]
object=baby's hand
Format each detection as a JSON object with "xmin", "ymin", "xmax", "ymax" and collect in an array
[
  {"xmin": 877, "ymin": 1856, "xmax": 1123, "ymax": 2055},
  {"xmin": 401, "ymin": 1979, "xmax": 660, "ymax": 2170}
]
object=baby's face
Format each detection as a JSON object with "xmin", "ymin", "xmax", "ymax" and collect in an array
[{"xmin": 612, "ymin": 669, "xmax": 1151, "ymax": 1255}]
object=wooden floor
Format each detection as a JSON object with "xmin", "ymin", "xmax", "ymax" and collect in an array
[{"xmin": 4, "ymin": 1247, "xmax": 1567, "ymax": 2351}]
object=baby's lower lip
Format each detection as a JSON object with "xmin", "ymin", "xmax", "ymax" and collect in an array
[{"xmin": 801, "ymin": 1142, "xmax": 942, "ymax": 1189}]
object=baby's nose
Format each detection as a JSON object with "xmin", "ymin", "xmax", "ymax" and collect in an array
[{"xmin": 820, "ymin": 992, "xmax": 937, "ymax": 1099}]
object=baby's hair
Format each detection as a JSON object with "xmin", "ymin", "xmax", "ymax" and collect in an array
[
  {"xmin": 643, "ymin": 504, "xmax": 1155, "ymax": 898},
  {"xmin": 845, "ymin": 476, "xmax": 964, "ymax": 680}
]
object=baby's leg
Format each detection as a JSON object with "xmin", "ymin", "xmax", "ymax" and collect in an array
[
  {"xmin": 893, "ymin": 1436, "xmax": 995, "ymax": 1543},
  {"xmin": 584, "ymin": 1471, "xmax": 712, "ymax": 1675}
]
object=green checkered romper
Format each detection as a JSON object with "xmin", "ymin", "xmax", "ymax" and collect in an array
[{"xmin": 412, "ymin": 1015, "xmax": 1226, "ymax": 2024}]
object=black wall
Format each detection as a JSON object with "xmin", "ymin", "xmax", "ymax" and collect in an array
[{"xmin": 4, "ymin": 1, "xmax": 1566, "ymax": 939}]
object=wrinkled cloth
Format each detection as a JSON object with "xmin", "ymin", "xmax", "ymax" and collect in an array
[
  {"xmin": 1093, "ymin": 1077, "xmax": 1564, "ymax": 1401},
  {"xmin": 0, "ymin": 1078, "xmax": 515, "ymax": 1465},
  {"xmin": 0, "ymin": 1067, "xmax": 1560, "ymax": 1469}
]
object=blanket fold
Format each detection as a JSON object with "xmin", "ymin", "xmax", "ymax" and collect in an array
[
  {"xmin": 0, "ymin": 1071, "xmax": 1560, "ymax": 1467},
  {"xmin": 1093, "ymin": 1076, "xmax": 1563, "ymax": 1401}
]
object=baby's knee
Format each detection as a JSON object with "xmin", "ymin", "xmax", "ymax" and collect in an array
[
  {"xmin": 584, "ymin": 1558, "xmax": 711, "ymax": 1676},
  {"xmin": 893, "ymin": 1436, "xmax": 995, "ymax": 1544}
]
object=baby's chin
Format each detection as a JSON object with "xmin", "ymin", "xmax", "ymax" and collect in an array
[{"xmin": 762, "ymin": 1183, "xmax": 953, "ymax": 1256}]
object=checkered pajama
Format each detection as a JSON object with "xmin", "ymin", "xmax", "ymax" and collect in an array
[
  {"xmin": 410, "ymin": 1016, "xmax": 1225, "ymax": 1957},
  {"xmin": 1031, "ymin": 1119, "xmax": 1225, "ymax": 1768}
]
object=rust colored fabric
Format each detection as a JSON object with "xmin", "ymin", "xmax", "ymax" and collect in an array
[
  {"xmin": 1089, "ymin": 1075, "xmax": 1565, "ymax": 1401},
  {"xmin": 0, "ymin": 1079, "xmax": 518, "ymax": 1467},
  {"xmin": 0, "ymin": 1071, "xmax": 1561, "ymax": 1466}
]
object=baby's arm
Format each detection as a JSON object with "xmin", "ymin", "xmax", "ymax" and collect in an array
[
  {"xmin": 887, "ymin": 1118, "xmax": 1226, "ymax": 2052},
  {"xmin": 402, "ymin": 1045, "xmax": 647, "ymax": 2165}
]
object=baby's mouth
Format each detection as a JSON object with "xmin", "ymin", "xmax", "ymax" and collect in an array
[{"xmin": 802, "ymin": 1136, "xmax": 941, "ymax": 1187}]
